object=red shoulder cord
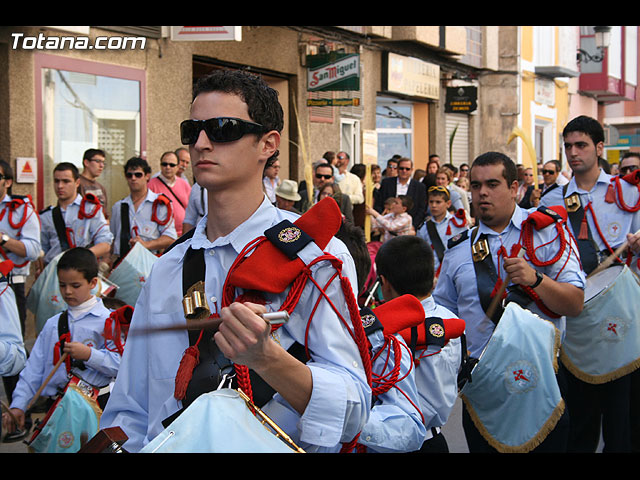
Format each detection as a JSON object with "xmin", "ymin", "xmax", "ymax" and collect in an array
[
  {"xmin": 53, "ymin": 332, "xmax": 72, "ymax": 374},
  {"xmin": 221, "ymin": 236, "xmax": 373, "ymax": 453},
  {"xmin": 78, "ymin": 193, "xmax": 102, "ymax": 219},
  {"xmin": 103, "ymin": 306, "xmax": 134, "ymax": 356},
  {"xmin": 151, "ymin": 195, "xmax": 172, "ymax": 226},
  {"xmin": 446, "ymin": 209, "xmax": 467, "ymax": 236},
  {"xmin": 582, "ymin": 201, "xmax": 633, "ymax": 266},
  {"xmin": 605, "ymin": 174, "xmax": 640, "ymax": 213},
  {"xmin": 517, "ymin": 217, "xmax": 575, "ymax": 319},
  {"xmin": 0, "ymin": 196, "xmax": 39, "ymax": 268}
]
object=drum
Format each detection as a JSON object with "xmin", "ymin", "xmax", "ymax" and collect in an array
[
  {"xmin": 561, "ymin": 264, "xmax": 640, "ymax": 384},
  {"xmin": 27, "ymin": 376, "xmax": 102, "ymax": 453},
  {"xmin": 140, "ymin": 389, "xmax": 304, "ymax": 453},
  {"xmin": 107, "ymin": 242, "xmax": 158, "ymax": 308},
  {"xmin": 460, "ymin": 302, "xmax": 564, "ymax": 453}
]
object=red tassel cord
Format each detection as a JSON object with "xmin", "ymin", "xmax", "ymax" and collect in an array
[{"xmin": 174, "ymin": 332, "xmax": 203, "ymax": 401}]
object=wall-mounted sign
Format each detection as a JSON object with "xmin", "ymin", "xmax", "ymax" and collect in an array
[
  {"xmin": 170, "ymin": 26, "xmax": 241, "ymax": 42},
  {"xmin": 307, "ymin": 98, "xmax": 360, "ymax": 107},
  {"xmin": 16, "ymin": 157, "xmax": 37, "ymax": 183},
  {"xmin": 382, "ymin": 52, "xmax": 440, "ymax": 100},
  {"xmin": 445, "ymin": 86, "xmax": 477, "ymax": 113},
  {"xmin": 307, "ymin": 53, "xmax": 360, "ymax": 92}
]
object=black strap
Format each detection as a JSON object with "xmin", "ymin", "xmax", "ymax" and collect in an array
[
  {"xmin": 562, "ymin": 184, "xmax": 600, "ymax": 275},
  {"xmin": 51, "ymin": 206, "xmax": 70, "ymax": 251},
  {"xmin": 156, "ymin": 177, "xmax": 186, "ymax": 209},
  {"xmin": 57, "ymin": 310, "xmax": 85, "ymax": 371},
  {"xmin": 119, "ymin": 202, "xmax": 132, "ymax": 258},
  {"xmin": 540, "ymin": 182, "xmax": 559, "ymax": 199},
  {"xmin": 426, "ymin": 220, "xmax": 446, "ymax": 263}
]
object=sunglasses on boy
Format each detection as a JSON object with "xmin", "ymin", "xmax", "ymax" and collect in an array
[{"xmin": 180, "ymin": 117, "xmax": 267, "ymax": 145}]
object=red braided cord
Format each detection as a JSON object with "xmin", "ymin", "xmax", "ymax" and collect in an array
[
  {"xmin": 520, "ymin": 222, "xmax": 566, "ymax": 267},
  {"xmin": 613, "ymin": 177, "xmax": 640, "ymax": 212}
]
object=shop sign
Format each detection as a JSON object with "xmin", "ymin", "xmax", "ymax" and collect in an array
[
  {"xmin": 383, "ymin": 52, "xmax": 440, "ymax": 100},
  {"xmin": 307, "ymin": 53, "xmax": 360, "ymax": 92},
  {"xmin": 445, "ymin": 86, "xmax": 477, "ymax": 113},
  {"xmin": 170, "ymin": 26, "xmax": 242, "ymax": 41}
]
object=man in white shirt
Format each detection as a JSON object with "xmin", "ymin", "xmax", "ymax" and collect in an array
[{"xmin": 335, "ymin": 151, "xmax": 364, "ymax": 206}]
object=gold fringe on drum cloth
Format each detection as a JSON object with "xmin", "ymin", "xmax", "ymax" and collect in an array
[
  {"xmin": 460, "ymin": 324, "xmax": 564, "ymax": 453},
  {"xmin": 559, "ymin": 350, "xmax": 640, "ymax": 385}
]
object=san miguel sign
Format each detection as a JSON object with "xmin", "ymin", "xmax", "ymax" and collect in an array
[{"xmin": 307, "ymin": 52, "xmax": 360, "ymax": 92}]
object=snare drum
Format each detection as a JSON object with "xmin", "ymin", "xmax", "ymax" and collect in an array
[
  {"xmin": 561, "ymin": 265, "xmax": 640, "ymax": 384},
  {"xmin": 107, "ymin": 242, "xmax": 158, "ymax": 308},
  {"xmin": 140, "ymin": 389, "xmax": 304, "ymax": 453},
  {"xmin": 461, "ymin": 302, "xmax": 564, "ymax": 453}
]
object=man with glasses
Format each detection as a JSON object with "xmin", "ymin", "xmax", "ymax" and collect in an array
[
  {"xmin": 335, "ymin": 151, "xmax": 364, "ymax": 206},
  {"xmin": 148, "ymin": 151, "xmax": 191, "ymax": 237},
  {"xmin": 109, "ymin": 157, "xmax": 177, "ymax": 261},
  {"xmin": 100, "ymin": 69, "xmax": 370, "ymax": 453},
  {"xmin": 620, "ymin": 152, "xmax": 640, "ymax": 177},
  {"xmin": 375, "ymin": 157, "xmax": 427, "ymax": 230},
  {"xmin": 78, "ymin": 149, "xmax": 109, "ymax": 219}
]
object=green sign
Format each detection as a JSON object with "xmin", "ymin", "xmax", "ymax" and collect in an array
[{"xmin": 307, "ymin": 52, "xmax": 360, "ymax": 92}]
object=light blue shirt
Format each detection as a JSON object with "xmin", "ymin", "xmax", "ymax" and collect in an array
[
  {"xmin": 109, "ymin": 190, "xmax": 177, "ymax": 256},
  {"xmin": 100, "ymin": 196, "xmax": 371, "ymax": 453},
  {"xmin": 0, "ymin": 194, "xmax": 41, "ymax": 277},
  {"xmin": 0, "ymin": 281, "xmax": 27, "ymax": 376},
  {"xmin": 540, "ymin": 169, "xmax": 640, "ymax": 255},
  {"xmin": 433, "ymin": 205, "xmax": 586, "ymax": 358},
  {"xmin": 417, "ymin": 211, "xmax": 469, "ymax": 272},
  {"xmin": 40, "ymin": 194, "xmax": 113, "ymax": 264},
  {"xmin": 354, "ymin": 329, "xmax": 426, "ymax": 453},
  {"xmin": 10, "ymin": 297, "xmax": 120, "ymax": 412},
  {"xmin": 183, "ymin": 183, "xmax": 207, "ymax": 228},
  {"xmin": 415, "ymin": 296, "xmax": 463, "ymax": 432}
]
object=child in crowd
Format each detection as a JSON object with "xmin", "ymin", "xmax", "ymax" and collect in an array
[
  {"xmin": 366, "ymin": 195, "xmax": 415, "ymax": 242},
  {"xmin": 375, "ymin": 235, "xmax": 464, "ymax": 453},
  {"xmin": 2, "ymin": 247, "xmax": 121, "ymax": 441}
]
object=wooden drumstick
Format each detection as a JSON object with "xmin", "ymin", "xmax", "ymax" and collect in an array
[
  {"xmin": 25, "ymin": 352, "xmax": 68, "ymax": 412},
  {"xmin": 588, "ymin": 228, "xmax": 640, "ymax": 279},
  {"xmin": 486, "ymin": 248, "xmax": 527, "ymax": 320}
]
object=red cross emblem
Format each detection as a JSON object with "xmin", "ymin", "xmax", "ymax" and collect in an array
[
  {"xmin": 608, "ymin": 322, "xmax": 618, "ymax": 335},
  {"xmin": 513, "ymin": 369, "xmax": 530, "ymax": 382}
]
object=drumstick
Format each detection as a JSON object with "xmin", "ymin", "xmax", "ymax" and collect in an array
[
  {"xmin": 1, "ymin": 399, "xmax": 20, "ymax": 425},
  {"xmin": 140, "ymin": 311, "xmax": 290, "ymax": 334},
  {"xmin": 485, "ymin": 248, "xmax": 527, "ymax": 321},
  {"xmin": 25, "ymin": 352, "xmax": 68, "ymax": 412},
  {"xmin": 588, "ymin": 228, "xmax": 640, "ymax": 279}
]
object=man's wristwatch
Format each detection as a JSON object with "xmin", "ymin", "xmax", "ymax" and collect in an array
[
  {"xmin": 0, "ymin": 232, "xmax": 9, "ymax": 246},
  {"xmin": 530, "ymin": 270, "xmax": 544, "ymax": 288}
]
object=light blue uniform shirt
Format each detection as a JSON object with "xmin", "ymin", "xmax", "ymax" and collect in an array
[
  {"xmin": 540, "ymin": 169, "xmax": 640, "ymax": 261},
  {"xmin": 0, "ymin": 281, "xmax": 27, "ymax": 376},
  {"xmin": 100, "ymin": 196, "xmax": 371, "ymax": 453},
  {"xmin": 0, "ymin": 194, "xmax": 41, "ymax": 277},
  {"xmin": 417, "ymin": 211, "xmax": 469, "ymax": 273},
  {"xmin": 10, "ymin": 297, "xmax": 120, "ymax": 412},
  {"xmin": 352, "ymin": 329, "xmax": 426, "ymax": 453},
  {"xmin": 40, "ymin": 194, "xmax": 113, "ymax": 264},
  {"xmin": 109, "ymin": 190, "xmax": 177, "ymax": 256},
  {"xmin": 183, "ymin": 183, "xmax": 207, "ymax": 228},
  {"xmin": 415, "ymin": 296, "xmax": 463, "ymax": 433},
  {"xmin": 433, "ymin": 205, "xmax": 585, "ymax": 358}
]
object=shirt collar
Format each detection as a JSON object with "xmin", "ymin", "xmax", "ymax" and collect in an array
[
  {"xmin": 475, "ymin": 204, "xmax": 523, "ymax": 239},
  {"xmin": 190, "ymin": 195, "xmax": 276, "ymax": 254},
  {"xmin": 565, "ymin": 168, "xmax": 610, "ymax": 195},
  {"xmin": 1, "ymin": 193, "xmax": 10, "ymax": 204}
]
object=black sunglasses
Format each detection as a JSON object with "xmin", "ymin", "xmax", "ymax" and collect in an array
[
  {"xmin": 542, "ymin": 169, "xmax": 556, "ymax": 175},
  {"xmin": 180, "ymin": 117, "xmax": 266, "ymax": 145},
  {"xmin": 160, "ymin": 162, "xmax": 178, "ymax": 168},
  {"xmin": 125, "ymin": 171, "xmax": 144, "ymax": 179},
  {"xmin": 620, "ymin": 165, "xmax": 639, "ymax": 175},
  {"xmin": 316, "ymin": 174, "xmax": 333, "ymax": 180},
  {"xmin": 397, "ymin": 167, "xmax": 411, "ymax": 171}
]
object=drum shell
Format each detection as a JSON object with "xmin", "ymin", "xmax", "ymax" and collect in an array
[{"xmin": 561, "ymin": 265, "xmax": 640, "ymax": 384}]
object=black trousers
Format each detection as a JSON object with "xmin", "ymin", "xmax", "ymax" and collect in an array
[
  {"xmin": 560, "ymin": 363, "xmax": 631, "ymax": 453},
  {"xmin": 462, "ymin": 370, "xmax": 570, "ymax": 453}
]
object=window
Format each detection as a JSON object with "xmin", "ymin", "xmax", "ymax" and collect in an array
[
  {"xmin": 35, "ymin": 54, "xmax": 145, "ymax": 211},
  {"xmin": 376, "ymin": 98, "xmax": 412, "ymax": 166}
]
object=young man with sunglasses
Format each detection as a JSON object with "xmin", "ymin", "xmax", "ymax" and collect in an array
[
  {"xmin": 619, "ymin": 151, "xmax": 640, "ymax": 177},
  {"xmin": 148, "ymin": 151, "xmax": 191, "ymax": 237},
  {"xmin": 100, "ymin": 69, "xmax": 370, "ymax": 453},
  {"xmin": 109, "ymin": 157, "xmax": 177, "ymax": 262}
]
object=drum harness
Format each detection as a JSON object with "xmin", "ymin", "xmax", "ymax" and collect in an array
[
  {"xmin": 0, "ymin": 194, "xmax": 39, "ymax": 269},
  {"xmin": 169, "ymin": 198, "xmax": 373, "ymax": 452},
  {"xmin": 117, "ymin": 193, "xmax": 172, "ymax": 261}
]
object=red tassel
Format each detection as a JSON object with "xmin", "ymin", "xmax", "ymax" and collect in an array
[
  {"xmin": 174, "ymin": 345, "xmax": 200, "ymax": 400},
  {"xmin": 578, "ymin": 214, "xmax": 589, "ymax": 240},
  {"xmin": 605, "ymin": 183, "xmax": 616, "ymax": 204},
  {"xmin": 446, "ymin": 223, "xmax": 451, "ymax": 235}
]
